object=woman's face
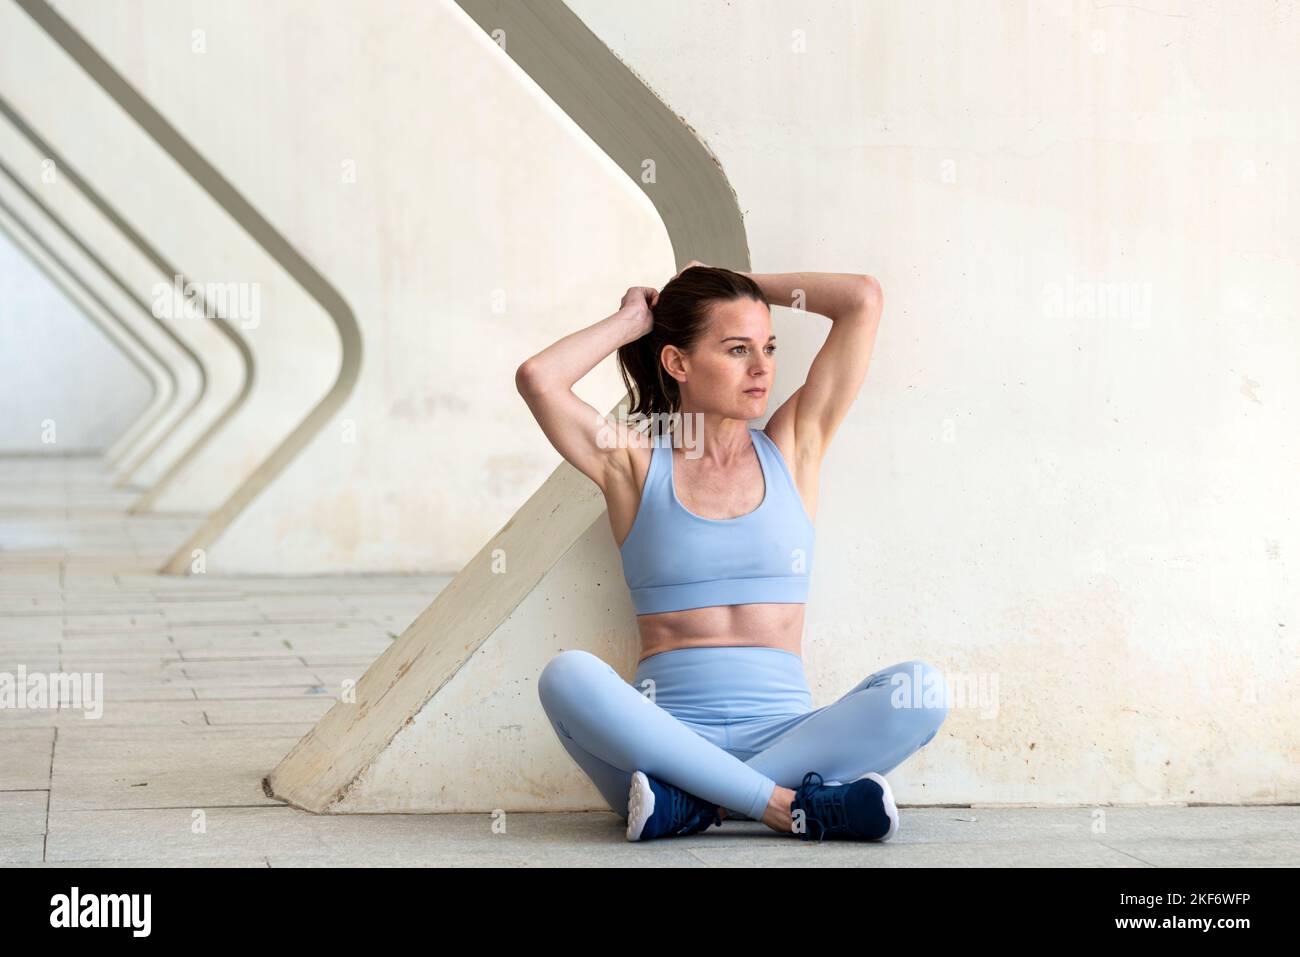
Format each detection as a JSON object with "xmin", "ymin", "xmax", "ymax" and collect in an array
[{"xmin": 667, "ymin": 297, "xmax": 774, "ymax": 419}]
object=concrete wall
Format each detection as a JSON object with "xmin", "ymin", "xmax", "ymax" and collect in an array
[
  {"xmin": 0, "ymin": 201, "xmax": 175, "ymax": 464},
  {"xmin": 47, "ymin": 0, "xmax": 669, "ymax": 573},
  {"xmin": 0, "ymin": 0, "xmax": 338, "ymax": 519},
  {"xmin": 0, "ymin": 107, "xmax": 246, "ymax": 493},
  {"xmin": 5, "ymin": 0, "xmax": 1292, "ymax": 806},
  {"xmin": 0, "ymin": 168, "xmax": 203, "ymax": 479},
  {"xmin": 0, "ymin": 229, "xmax": 151, "ymax": 452},
  {"xmin": 276, "ymin": 0, "xmax": 1298, "ymax": 810},
  {"xmin": 560, "ymin": 0, "xmax": 1300, "ymax": 803}
]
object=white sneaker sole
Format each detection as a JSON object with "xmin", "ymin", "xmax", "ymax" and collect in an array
[
  {"xmin": 626, "ymin": 770, "xmax": 655, "ymax": 842},
  {"xmin": 863, "ymin": 771, "xmax": 900, "ymax": 842}
]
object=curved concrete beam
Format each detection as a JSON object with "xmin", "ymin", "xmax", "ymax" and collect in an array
[
  {"xmin": 6, "ymin": 0, "xmax": 356, "ymax": 538},
  {"xmin": 0, "ymin": 95, "xmax": 253, "ymax": 501},
  {"xmin": 268, "ymin": 0, "xmax": 751, "ymax": 811},
  {"xmin": 454, "ymin": 0, "xmax": 750, "ymax": 268},
  {"xmin": 0, "ymin": 197, "xmax": 176, "ymax": 456},
  {"xmin": 0, "ymin": 181, "xmax": 193, "ymax": 473},
  {"xmin": 40, "ymin": 0, "xmax": 662, "ymax": 573},
  {"xmin": 0, "ymin": 213, "xmax": 163, "ymax": 453},
  {"xmin": 13, "ymin": 0, "xmax": 363, "ymax": 567},
  {"xmin": 0, "ymin": 152, "xmax": 208, "ymax": 487}
]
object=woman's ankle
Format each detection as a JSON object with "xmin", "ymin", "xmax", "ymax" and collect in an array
[{"xmin": 761, "ymin": 785, "xmax": 796, "ymax": 832}]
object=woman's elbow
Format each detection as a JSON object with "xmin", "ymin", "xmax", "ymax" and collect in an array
[
  {"xmin": 857, "ymin": 275, "xmax": 883, "ymax": 312},
  {"xmin": 515, "ymin": 360, "xmax": 541, "ymax": 397},
  {"xmin": 845, "ymin": 275, "xmax": 883, "ymax": 320}
]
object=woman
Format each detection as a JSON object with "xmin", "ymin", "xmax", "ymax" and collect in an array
[{"xmin": 516, "ymin": 263, "xmax": 949, "ymax": 842}]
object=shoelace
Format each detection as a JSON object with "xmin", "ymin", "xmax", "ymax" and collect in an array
[
  {"xmin": 665, "ymin": 783, "xmax": 723, "ymax": 835},
  {"xmin": 792, "ymin": 770, "xmax": 849, "ymax": 842}
]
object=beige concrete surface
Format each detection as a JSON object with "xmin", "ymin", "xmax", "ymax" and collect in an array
[
  {"xmin": 275, "ymin": 0, "xmax": 1299, "ymax": 812},
  {"xmin": 42, "ymin": 0, "xmax": 670, "ymax": 573},
  {"xmin": 0, "ymin": 0, "xmax": 343, "ymax": 525},
  {"xmin": 0, "ymin": 173, "xmax": 201, "ymax": 482},
  {"xmin": 0, "ymin": 220, "xmax": 157, "ymax": 454},
  {"xmin": 1, "ymin": 456, "xmax": 1296, "ymax": 866},
  {"xmin": 0, "ymin": 109, "xmax": 244, "ymax": 493}
]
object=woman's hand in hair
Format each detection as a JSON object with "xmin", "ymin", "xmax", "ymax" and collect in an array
[
  {"xmin": 671, "ymin": 259, "xmax": 710, "ymax": 282},
  {"xmin": 619, "ymin": 285, "xmax": 658, "ymax": 337}
]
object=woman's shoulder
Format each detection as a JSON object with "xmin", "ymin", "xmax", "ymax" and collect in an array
[{"xmin": 759, "ymin": 422, "xmax": 820, "ymax": 524}]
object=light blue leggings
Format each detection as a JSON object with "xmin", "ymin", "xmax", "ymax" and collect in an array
[{"xmin": 537, "ymin": 645, "xmax": 950, "ymax": 822}]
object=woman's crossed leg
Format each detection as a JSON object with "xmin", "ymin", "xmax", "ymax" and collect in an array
[
  {"xmin": 536, "ymin": 650, "xmax": 950, "ymax": 827},
  {"xmin": 719, "ymin": 659, "xmax": 951, "ymax": 821},
  {"xmin": 537, "ymin": 649, "xmax": 777, "ymax": 821}
]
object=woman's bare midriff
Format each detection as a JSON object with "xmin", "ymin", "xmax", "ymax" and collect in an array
[
  {"xmin": 634, "ymin": 602, "xmax": 806, "ymax": 665},
  {"xmin": 607, "ymin": 425, "xmax": 815, "ymax": 666}
]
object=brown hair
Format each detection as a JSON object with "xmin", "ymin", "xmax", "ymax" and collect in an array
[{"xmin": 616, "ymin": 265, "xmax": 766, "ymax": 427}]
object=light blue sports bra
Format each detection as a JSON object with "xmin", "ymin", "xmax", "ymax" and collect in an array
[{"xmin": 618, "ymin": 426, "xmax": 816, "ymax": 616}]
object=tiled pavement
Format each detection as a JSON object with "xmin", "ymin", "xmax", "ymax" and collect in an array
[{"xmin": 1, "ymin": 456, "xmax": 1295, "ymax": 867}]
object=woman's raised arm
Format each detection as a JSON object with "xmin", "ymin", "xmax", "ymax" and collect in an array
[
  {"xmin": 515, "ymin": 287, "xmax": 657, "ymax": 492},
  {"xmin": 741, "ymin": 270, "xmax": 884, "ymax": 463}
]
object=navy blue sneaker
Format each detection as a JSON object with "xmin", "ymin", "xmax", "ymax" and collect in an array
[
  {"xmin": 626, "ymin": 770, "xmax": 723, "ymax": 841},
  {"xmin": 789, "ymin": 770, "xmax": 899, "ymax": 842}
]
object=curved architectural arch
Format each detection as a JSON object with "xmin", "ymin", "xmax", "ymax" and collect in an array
[
  {"xmin": 0, "ymin": 152, "xmax": 207, "ymax": 484},
  {"xmin": 0, "ymin": 93, "xmax": 256, "ymax": 509},
  {"xmin": 454, "ymin": 0, "xmax": 750, "ymax": 268},
  {"xmin": 0, "ymin": 194, "xmax": 178, "ymax": 454},
  {"xmin": 0, "ymin": 213, "xmax": 163, "ymax": 453},
  {"xmin": 14, "ymin": 0, "xmax": 363, "ymax": 565}
]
